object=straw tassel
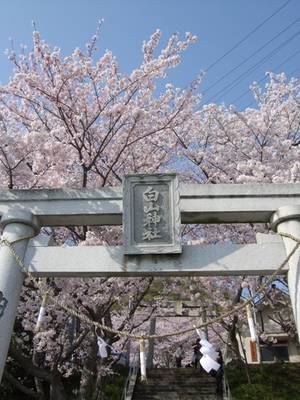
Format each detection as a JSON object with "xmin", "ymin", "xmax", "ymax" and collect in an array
[
  {"xmin": 246, "ymin": 304, "xmax": 257, "ymax": 342},
  {"xmin": 139, "ymin": 339, "xmax": 147, "ymax": 382},
  {"xmin": 35, "ymin": 293, "xmax": 49, "ymax": 332}
]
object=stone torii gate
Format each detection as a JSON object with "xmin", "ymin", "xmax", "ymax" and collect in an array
[{"xmin": 0, "ymin": 181, "xmax": 300, "ymax": 382}]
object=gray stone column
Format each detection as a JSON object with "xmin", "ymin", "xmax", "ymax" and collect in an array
[
  {"xmin": 270, "ymin": 205, "xmax": 300, "ymax": 342},
  {"xmin": 0, "ymin": 210, "xmax": 39, "ymax": 382},
  {"xmin": 147, "ymin": 317, "xmax": 156, "ymax": 369},
  {"xmin": 202, "ymin": 307, "xmax": 209, "ymax": 341}
]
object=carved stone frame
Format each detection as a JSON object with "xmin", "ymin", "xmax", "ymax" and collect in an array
[{"xmin": 123, "ymin": 174, "xmax": 182, "ymax": 255}]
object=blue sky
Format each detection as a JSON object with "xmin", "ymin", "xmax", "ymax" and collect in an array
[{"xmin": 0, "ymin": 0, "xmax": 299, "ymax": 109}]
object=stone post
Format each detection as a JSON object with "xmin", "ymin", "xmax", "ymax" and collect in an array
[
  {"xmin": 202, "ymin": 307, "xmax": 209, "ymax": 341},
  {"xmin": 0, "ymin": 210, "xmax": 39, "ymax": 382},
  {"xmin": 147, "ymin": 317, "xmax": 156, "ymax": 369},
  {"xmin": 270, "ymin": 205, "xmax": 300, "ymax": 342}
]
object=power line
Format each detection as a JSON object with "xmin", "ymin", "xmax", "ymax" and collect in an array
[
  {"xmin": 206, "ymin": 29, "xmax": 300, "ymax": 103},
  {"xmin": 207, "ymin": 31, "xmax": 300, "ymax": 103},
  {"xmin": 231, "ymin": 48, "xmax": 300, "ymax": 104},
  {"xmin": 202, "ymin": 18, "xmax": 300, "ymax": 95},
  {"xmin": 204, "ymin": 0, "xmax": 291, "ymax": 73}
]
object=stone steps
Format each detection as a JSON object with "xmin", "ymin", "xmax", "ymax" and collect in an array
[
  {"xmin": 133, "ymin": 394, "xmax": 219, "ymax": 400},
  {"xmin": 132, "ymin": 368, "xmax": 221, "ymax": 400}
]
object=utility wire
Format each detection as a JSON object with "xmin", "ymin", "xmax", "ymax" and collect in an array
[
  {"xmin": 204, "ymin": 0, "xmax": 291, "ymax": 73},
  {"xmin": 231, "ymin": 48, "xmax": 300, "ymax": 104},
  {"xmin": 203, "ymin": 18, "xmax": 300, "ymax": 95},
  {"xmin": 206, "ymin": 29, "xmax": 300, "ymax": 103}
]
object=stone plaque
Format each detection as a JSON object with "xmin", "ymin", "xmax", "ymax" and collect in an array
[{"xmin": 123, "ymin": 174, "xmax": 181, "ymax": 254}]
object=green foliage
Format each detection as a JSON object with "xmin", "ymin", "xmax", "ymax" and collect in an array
[
  {"xmin": 232, "ymin": 384, "xmax": 274, "ymax": 400},
  {"xmin": 226, "ymin": 362, "xmax": 300, "ymax": 400},
  {"xmin": 102, "ymin": 367, "xmax": 127, "ymax": 400}
]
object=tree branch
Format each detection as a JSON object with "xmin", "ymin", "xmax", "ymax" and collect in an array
[{"xmin": 3, "ymin": 370, "xmax": 41, "ymax": 399}]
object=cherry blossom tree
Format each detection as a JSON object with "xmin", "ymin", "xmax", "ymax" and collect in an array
[
  {"xmin": 0, "ymin": 27, "xmax": 199, "ymax": 190},
  {"xmin": 1, "ymin": 22, "xmax": 300, "ymax": 399},
  {"xmin": 177, "ymin": 72, "xmax": 300, "ymax": 186},
  {"xmin": 0, "ymin": 27, "xmax": 203, "ymax": 400},
  {"xmin": 175, "ymin": 71, "xmax": 300, "ymax": 371}
]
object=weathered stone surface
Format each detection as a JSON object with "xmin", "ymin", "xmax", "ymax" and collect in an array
[
  {"xmin": 23, "ymin": 241, "xmax": 287, "ymax": 277},
  {"xmin": 123, "ymin": 174, "xmax": 181, "ymax": 254},
  {"xmin": 1, "ymin": 183, "xmax": 300, "ymax": 226}
]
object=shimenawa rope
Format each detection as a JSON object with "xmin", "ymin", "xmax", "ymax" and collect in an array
[{"xmin": 0, "ymin": 231, "xmax": 299, "ymax": 341}]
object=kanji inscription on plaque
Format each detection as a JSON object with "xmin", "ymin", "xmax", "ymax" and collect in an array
[{"xmin": 123, "ymin": 174, "xmax": 181, "ymax": 254}]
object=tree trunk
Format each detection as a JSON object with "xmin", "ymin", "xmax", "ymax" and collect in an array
[
  {"xmin": 32, "ymin": 350, "xmax": 46, "ymax": 400},
  {"xmin": 50, "ymin": 371, "xmax": 67, "ymax": 400},
  {"xmin": 79, "ymin": 334, "xmax": 98, "ymax": 400}
]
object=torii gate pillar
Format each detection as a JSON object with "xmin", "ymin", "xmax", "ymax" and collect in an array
[
  {"xmin": 271, "ymin": 206, "xmax": 300, "ymax": 342},
  {"xmin": 0, "ymin": 210, "xmax": 40, "ymax": 380}
]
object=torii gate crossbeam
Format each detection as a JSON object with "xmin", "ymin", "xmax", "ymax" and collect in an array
[
  {"xmin": 23, "ymin": 236, "xmax": 287, "ymax": 277},
  {"xmin": 0, "ymin": 183, "xmax": 300, "ymax": 226}
]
